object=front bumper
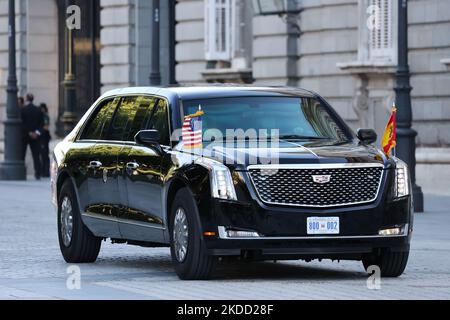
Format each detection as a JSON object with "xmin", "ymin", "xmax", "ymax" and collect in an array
[
  {"xmin": 199, "ymin": 196, "xmax": 412, "ymax": 260},
  {"xmin": 206, "ymin": 231, "xmax": 411, "ymax": 260}
]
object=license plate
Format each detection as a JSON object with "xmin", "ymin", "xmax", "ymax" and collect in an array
[{"xmin": 307, "ymin": 217, "xmax": 340, "ymax": 235}]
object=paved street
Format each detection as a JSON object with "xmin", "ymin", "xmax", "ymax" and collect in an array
[{"xmin": 0, "ymin": 180, "xmax": 449, "ymax": 300}]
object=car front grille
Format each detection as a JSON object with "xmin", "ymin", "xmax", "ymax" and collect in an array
[{"xmin": 248, "ymin": 164, "xmax": 384, "ymax": 207}]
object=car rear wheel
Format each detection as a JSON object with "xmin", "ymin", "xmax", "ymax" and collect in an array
[
  {"xmin": 169, "ymin": 187, "xmax": 217, "ymax": 280},
  {"xmin": 362, "ymin": 250, "xmax": 409, "ymax": 277},
  {"xmin": 58, "ymin": 180, "xmax": 101, "ymax": 263}
]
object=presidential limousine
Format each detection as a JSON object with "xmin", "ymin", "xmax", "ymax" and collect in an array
[{"xmin": 51, "ymin": 86, "xmax": 412, "ymax": 280}]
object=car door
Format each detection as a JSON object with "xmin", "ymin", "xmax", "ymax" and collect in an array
[
  {"xmin": 118, "ymin": 98, "xmax": 170, "ymax": 243},
  {"xmin": 116, "ymin": 95, "xmax": 158, "ymax": 213},
  {"xmin": 80, "ymin": 97, "xmax": 122, "ymax": 238}
]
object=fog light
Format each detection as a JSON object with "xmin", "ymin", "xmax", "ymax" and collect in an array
[
  {"xmin": 379, "ymin": 226, "xmax": 407, "ymax": 236},
  {"xmin": 227, "ymin": 230, "xmax": 260, "ymax": 238},
  {"xmin": 218, "ymin": 226, "xmax": 260, "ymax": 238}
]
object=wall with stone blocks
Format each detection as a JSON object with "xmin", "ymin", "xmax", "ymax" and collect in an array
[
  {"xmin": 100, "ymin": 0, "xmax": 136, "ymax": 93},
  {"xmin": 0, "ymin": 0, "xmax": 448, "ymax": 162},
  {"xmin": 25, "ymin": 0, "xmax": 58, "ymax": 133},
  {"xmin": 172, "ymin": 0, "xmax": 450, "ymax": 150},
  {"xmin": 297, "ymin": 0, "xmax": 359, "ymax": 129},
  {"xmin": 175, "ymin": 0, "xmax": 205, "ymax": 83},
  {"xmin": 0, "ymin": 0, "xmax": 57, "ymax": 167},
  {"xmin": 252, "ymin": 14, "xmax": 298, "ymax": 86},
  {"xmin": 409, "ymin": 0, "xmax": 450, "ymax": 147},
  {"xmin": 0, "ymin": 0, "xmax": 27, "ymax": 156},
  {"xmin": 101, "ymin": 0, "xmax": 173, "ymax": 92}
]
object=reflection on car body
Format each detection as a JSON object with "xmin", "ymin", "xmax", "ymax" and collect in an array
[{"xmin": 51, "ymin": 86, "xmax": 412, "ymax": 280}]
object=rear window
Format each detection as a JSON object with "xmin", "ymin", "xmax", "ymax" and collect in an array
[{"xmin": 80, "ymin": 98, "xmax": 118, "ymax": 140}]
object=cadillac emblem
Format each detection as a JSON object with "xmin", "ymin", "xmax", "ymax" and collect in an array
[{"xmin": 312, "ymin": 175, "xmax": 331, "ymax": 184}]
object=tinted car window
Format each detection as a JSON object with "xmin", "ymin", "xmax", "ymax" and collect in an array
[
  {"xmin": 81, "ymin": 98, "xmax": 118, "ymax": 140},
  {"xmin": 147, "ymin": 99, "xmax": 170, "ymax": 146},
  {"xmin": 108, "ymin": 96, "xmax": 138, "ymax": 141},
  {"xmin": 125, "ymin": 96, "xmax": 158, "ymax": 141}
]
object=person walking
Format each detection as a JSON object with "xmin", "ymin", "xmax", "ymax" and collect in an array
[
  {"xmin": 39, "ymin": 103, "xmax": 51, "ymax": 178},
  {"xmin": 21, "ymin": 93, "xmax": 44, "ymax": 180}
]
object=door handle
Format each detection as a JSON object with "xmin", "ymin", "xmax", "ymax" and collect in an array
[
  {"xmin": 89, "ymin": 161, "xmax": 102, "ymax": 169},
  {"xmin": 126, "ymin": 162, "xmax": 140, "ymax": 170}
]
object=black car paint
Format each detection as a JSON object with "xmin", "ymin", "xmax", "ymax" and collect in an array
[{"xmin": 53, "ymin": 86, "xmax": 412, "ymax": 260}]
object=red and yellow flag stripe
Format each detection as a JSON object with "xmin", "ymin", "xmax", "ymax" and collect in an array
[{"xmin": 381, "ymin": 106, "xmax": 397, "ymax": 155}]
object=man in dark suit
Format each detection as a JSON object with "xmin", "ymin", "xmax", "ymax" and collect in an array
[{"xmin": 21, "ymin": 93, "xmax": 44, "ymax": 180}]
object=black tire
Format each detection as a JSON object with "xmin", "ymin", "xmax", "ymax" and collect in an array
[
  {"xmin": 58, "ymin": 180, "xmax": 101, "ymax": 263},
  {"xmin": 362, "ymin": 250, "xmax": 409, "ymax": 277},
  {"xmin": 169, "ymin": 187, "xmax": 217, "ymax": 280}
]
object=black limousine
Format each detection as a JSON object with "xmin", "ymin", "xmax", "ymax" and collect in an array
[{"xmin": 51, "ymin": 86, "xmax": 412, "ymax": 280}]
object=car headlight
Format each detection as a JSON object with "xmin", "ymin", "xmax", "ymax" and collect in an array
[
  {"xmin": 393, "ymin": 157, "xmax": 410, "ymax": 198},
  {"xmin": 196, "ymin": 157, "xmax": 237, "ymax": 201},
  {"xmin": 50, "ymin": 156, "xmax": 58, "ymax": 207}
]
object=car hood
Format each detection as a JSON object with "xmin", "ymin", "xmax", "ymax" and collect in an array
[{"xmin": 176, "ymin": 139, "xmax": 388, "ymax": 170}]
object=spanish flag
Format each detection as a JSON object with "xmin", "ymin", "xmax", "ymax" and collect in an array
[{"xmin": 381, "ymin": 106, "xmax": 397, "ymax": 155}]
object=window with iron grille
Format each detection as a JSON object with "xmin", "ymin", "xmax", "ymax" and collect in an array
[
  {"xmin": 369, "ymin": 0, "xmax": 394, "ymax": 61},
  {"xmin": 205, "ymin": 0, "xmax": 233, "ymax": 61}
]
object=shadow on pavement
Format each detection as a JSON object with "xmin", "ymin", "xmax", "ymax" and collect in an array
[
  {"xmin": 214, "ymin": 260, "xmax": 365, "ymax": 281},
  {"xmin": 94, "ymin": 251, "xmax": 365, "ymax": 281}
]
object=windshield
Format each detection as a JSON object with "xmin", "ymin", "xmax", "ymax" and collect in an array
[{"xmin": 182, "ymin": 97, "xmax": 350, "ymax": 142}]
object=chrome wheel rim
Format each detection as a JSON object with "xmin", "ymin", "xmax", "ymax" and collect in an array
[
  {"xmin": 173, "ymin": 207, "xmax": 189, "ymax": 262},
  {"xmin": 60, "ymin": 196, "xmax": 74, "ymax": 247}
]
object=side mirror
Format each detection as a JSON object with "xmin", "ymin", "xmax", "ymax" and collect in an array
[
  {"xmin": 357, "ymin": 129, "xmax": 377, "ymax": 145},
  {"xmin": 134, "ymin": 130, "xmax": 161, "ymax": 151}
]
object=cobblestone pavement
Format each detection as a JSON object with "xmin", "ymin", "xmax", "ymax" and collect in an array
[{"xmin": 0, "ymin": 180, "xmax": 449, "ymax": 300}]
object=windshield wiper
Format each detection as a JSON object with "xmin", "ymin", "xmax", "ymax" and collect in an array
[{"xmin": 278, "ymin": 134, "xmax": 332, "ymax": 141}]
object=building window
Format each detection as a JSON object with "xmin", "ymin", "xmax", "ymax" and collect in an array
[
  {"xmin": 368, "ymin": 0, "xmax": 394, "ymax": 62},
  {"xmin": 205, "ymin": 0, "xmax": 234, "ymax": 61}
]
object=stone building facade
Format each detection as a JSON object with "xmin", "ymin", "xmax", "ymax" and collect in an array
[
  {"xmin": 174, "ymin": 0, "xmax": 450, "ymax": 192},
  {"xmin": 0, "ymin": 0, "xmax": 449, "ymax": 192},
  {"xmin": 0, "ymin": 0, "xmax": 59, "ymax": 150}
]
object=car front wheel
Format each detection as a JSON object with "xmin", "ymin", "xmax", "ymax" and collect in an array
[
  {"xmin": 362, "ymin": 250, "xmax": 409, "ymax": 277},
  {"xmin": 169, "ymin": 187, "xmax": 217, "ymax": 280},
  {"xmin": 58, "ymin": 180, "xmax": 101, "ymax": 263}
]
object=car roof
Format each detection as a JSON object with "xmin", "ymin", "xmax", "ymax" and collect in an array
[{"xmin": 99, "ymin": 84, "xmax": 318, "ymax": 101}]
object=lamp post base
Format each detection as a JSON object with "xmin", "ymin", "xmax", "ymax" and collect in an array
[
  {"xmin": 412, "ymin": 183, "xmax": 424, "ymax": 213},
  {"xmin": 0, "ymin": 161, "xmax": 26, "ymax": 181},
  {"xmin": 149, "ymin": 73, "xmax": 161, "ymax": 87},
  {"xmin": 61, "ymin": 75, "xmax": 78, "ymax": 136}
]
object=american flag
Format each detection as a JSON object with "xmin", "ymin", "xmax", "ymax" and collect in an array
[{"xmin": 182, "ymin": 110, "xmax": 204, "ymax": 149}]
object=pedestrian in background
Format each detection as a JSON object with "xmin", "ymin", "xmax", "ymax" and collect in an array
[
  {"xmin": 21, "ymin": 93, "xmax": 44, "ymax": 180},
  {"xmin": 18, "ymin": 96, "xmax": 24, "ymax": 109},
  {"xmin": 39, "ymin": 103, "xmax": 51, "ymax": 178}
]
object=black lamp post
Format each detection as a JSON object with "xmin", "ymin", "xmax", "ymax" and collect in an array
[
  {"xmin": 61, "ymin": 0, "xmax": 78, "ymax": 135},
  {"xmin": 395, "ymin": 0, "xmax": 424, "ymax": 212},
  {"xmin": 0, "ymin": 0, "xmax": 26, "ymax": 180},
  {"xmin": 149, "ymin": 0, "xmax": 161, "ymax": 86}
]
